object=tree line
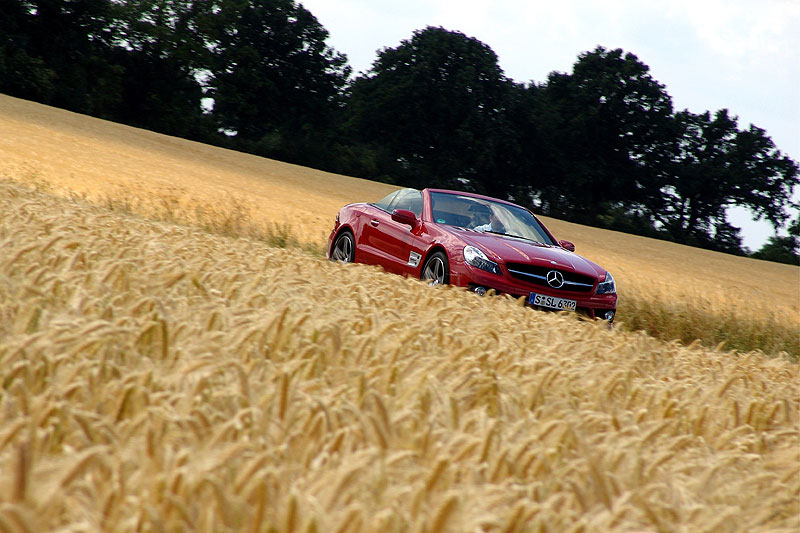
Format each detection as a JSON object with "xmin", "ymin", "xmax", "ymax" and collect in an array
[{"xmin": 2, "ymin": 0, "xmax": 798, "ymax": 262}]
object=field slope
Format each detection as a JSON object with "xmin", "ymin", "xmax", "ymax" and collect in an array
[
  {"xmin": 0, "ymin": 95, "xmax": 799, "ymax": 531},
  {"xmin": 1, "ymin": 94, "xmax": 797, "ymax": 356},
  {"xmin": 1, "ymin": 180, "xmax": 798, "ymax": 532}
]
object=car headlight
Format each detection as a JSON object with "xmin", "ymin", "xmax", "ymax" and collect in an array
[
  {"xmin": 596, "ymin": 272, "xmax": 616, "ymax": 294},
  {"xmin": 464, "ymin": 246, "xmax": 501, "ymax": 275}
]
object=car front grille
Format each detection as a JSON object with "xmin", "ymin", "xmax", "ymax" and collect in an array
[{"xmin": 505, "ymin": 263, "xmax": 596, "ymax": 292}]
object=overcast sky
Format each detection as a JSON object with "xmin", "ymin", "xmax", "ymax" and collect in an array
[{"xmin": 299, "ymin": 0, "xmax": 799, "ymax": 250}]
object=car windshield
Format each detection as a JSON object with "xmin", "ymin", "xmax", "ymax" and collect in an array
[{"xmin": 429, "ymin": 192, "xmax": 556, "ymax": 245}]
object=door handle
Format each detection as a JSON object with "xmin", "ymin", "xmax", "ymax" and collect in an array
[{"xmin": 370, "ymin": 220, "xmax": 380, "ymax": 227}]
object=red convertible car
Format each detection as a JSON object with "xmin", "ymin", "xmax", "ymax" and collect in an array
[{"xmin": 327, "ymin": 188, "xmax": 617, "ymax": 322}]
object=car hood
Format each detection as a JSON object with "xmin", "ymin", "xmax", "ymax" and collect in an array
[{"xmin": 453, "ymin": 229, "xmax": 607, "ymax": 279}]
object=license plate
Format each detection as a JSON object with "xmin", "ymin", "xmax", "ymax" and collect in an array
[{"xmin": 529, "ymin": 293, "xmax": 577, "ymax": 311}]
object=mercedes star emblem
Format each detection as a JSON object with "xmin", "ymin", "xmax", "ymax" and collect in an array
[{"xmin": 546, "ymin": 270, "xmax": 565, "ymax": 288}]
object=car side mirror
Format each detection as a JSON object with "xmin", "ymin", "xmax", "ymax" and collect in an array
[
  {"xmin": 392, "ymin": 209, "xmax": 418, "ymax": 228},
  {"xmin": 559, "ymin": 240, "xmax": 575, "ymax": 252}
]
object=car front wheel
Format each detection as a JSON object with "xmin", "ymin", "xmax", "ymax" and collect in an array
[
  {"xmin": 331, "ymin": 231, "xmax": 355, "ymax": 262},
  {"xmin": 421, "ymin": 251, "xmax": 449, "ymax": 285}
]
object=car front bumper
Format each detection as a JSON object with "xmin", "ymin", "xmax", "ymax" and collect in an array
[{"xmin": 450, "ymin": 261, "xmax": 618, "ymax": 321}]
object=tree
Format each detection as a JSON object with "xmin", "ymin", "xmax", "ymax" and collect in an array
[
  {"xmin": 531, "ymin": 47, "xmax": 674, "ymax": 224},
  {"xmin": 108, "ymin": 0, "xmax": 216, "ymax": 139},
  {"xmin": 346, "ymin": 26, "xmax": 516, "ymax": 193},
  {"xmin": 659, "ymin": 109, "xmax": 799, "ymax": 251},
  {"xmin": 208, "ymin": 0, "xmax": 350, "ymax": 165},
  {"xmin": 0, "ymin": 0, "xmax": 123, "ymax": 115},
  {"xmin": 0, "ymin": 1, "xmax": 57, "ymax": 101},
  {"xmin": 751, "ymin": 218, "xmax": 800, "ymax": 265}
]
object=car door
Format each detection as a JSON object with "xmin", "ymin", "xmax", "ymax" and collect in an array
[
  {"xmin": 393, "ymin": 191, "xmax": 428, "ymax": 277},
  {"xmin": 361, "ymin": 189, "xmax": 423, "ymax": 275},
  {"xmin": 354, "ymin": 190, "xmax": 397, "ymax": 266}
]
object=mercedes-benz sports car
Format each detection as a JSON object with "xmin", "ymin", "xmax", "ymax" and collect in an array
[{"xmin": 327, "ymin": 188, "xmax": 617, "ymax": 322}]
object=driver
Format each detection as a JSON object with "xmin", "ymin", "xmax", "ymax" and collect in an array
[{"xmin": 474, "ymin": 211, "xmax": 505, "ymax": 233}]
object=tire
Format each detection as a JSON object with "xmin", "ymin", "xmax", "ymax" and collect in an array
[
  {"xmin": 330, "ymin": 231, "xmax": 355, "ymax": 262},
  {"xmin": 421, "ymin": 251, "xmax": 449, "ymax": 285}
]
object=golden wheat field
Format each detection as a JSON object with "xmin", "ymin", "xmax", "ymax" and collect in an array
[
  {"xmin": 2, "ymin": 178, "xmax": 799, "ymax": 532},
  {"xmin": 1, "ymin": 95, "xmax": 797, "ymax": 356},
  {"xmin": 1, "ymin": 95, "xmax": 799, "ymax": 532}
]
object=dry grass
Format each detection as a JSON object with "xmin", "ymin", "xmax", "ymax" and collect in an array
[
  {"xmin": 1, "ymin": 94, "xmax": 799, "ymax": 531},
  {"xmin": 1, "ymin": 180, "xmax": 798, "ymax": 532},
  {"xmin": 0, "ymin": 95, "xmax": 394, "ymax": 245},
  {"xmin": 2, "ymin": 95, "xmax": 797, "ymax": 357},
  {"xmin": 537, "ymin": 218, "xmax": 799, "ymax": 357}
]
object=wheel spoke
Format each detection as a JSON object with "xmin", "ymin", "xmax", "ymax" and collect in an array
[
  {"xmin": 422, "ymin": 253, "xmax": 448, "ymax": 286},
  {"xmin": 424, "ymin": 257, "xmax": 443, "ymax": 284},
  {"xmin": 332, "ymin": 235, "xmax": 353, "ymax": 262}
]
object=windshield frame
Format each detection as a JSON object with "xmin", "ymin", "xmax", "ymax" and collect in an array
[{"xmin": 428, "ymin": 191, "xmax": 558, "ymax": 246}]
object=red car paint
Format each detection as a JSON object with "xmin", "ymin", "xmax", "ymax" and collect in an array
[{"xmin": 327, "ymin": 188, "xmax": 617, "ymax": 321}]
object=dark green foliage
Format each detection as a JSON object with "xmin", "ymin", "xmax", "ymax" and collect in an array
[
  {"xmin": 1, "ymin": 3, "xmax": 797, "ymax": 262},
  {"xmin": 208, "ymin": 0, "xmax": 350, "ymax": 163},
  {"xmin": 530, "ymin": 47, "xmax": 675, "ymax": 224},
  {"xmin": 659, "ymin": 109, "xmax": 799, "ymax": 249},
  {"xmin": 0, "ymin": 0, "xmax": 123, "ymax": 111},
  {"xmin": 0, "ymin": 45, "xmax": 57, "ymax": 100},
  {"xmin": 347, "ymin": 27, "xmax": 516, "ymax": 194},
  {"xmin": 752, "ymin": 219, "xmax": 800, "ymax": 265},
  {"xmin": 106, "ymin": 0, "xmax": 216, "ymax": 139},
  {"xmin": 752, "ymin": 236, "xmax": 800, "ymax": 265}
]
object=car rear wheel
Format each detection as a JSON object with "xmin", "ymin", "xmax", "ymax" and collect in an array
[
  {"xmin": 421, "ymin": 251, "xmax": 449, "ymax": 285},
  {"xmin": 331, "ymin": 231, "xmax": 355, "ymax": 262}
]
